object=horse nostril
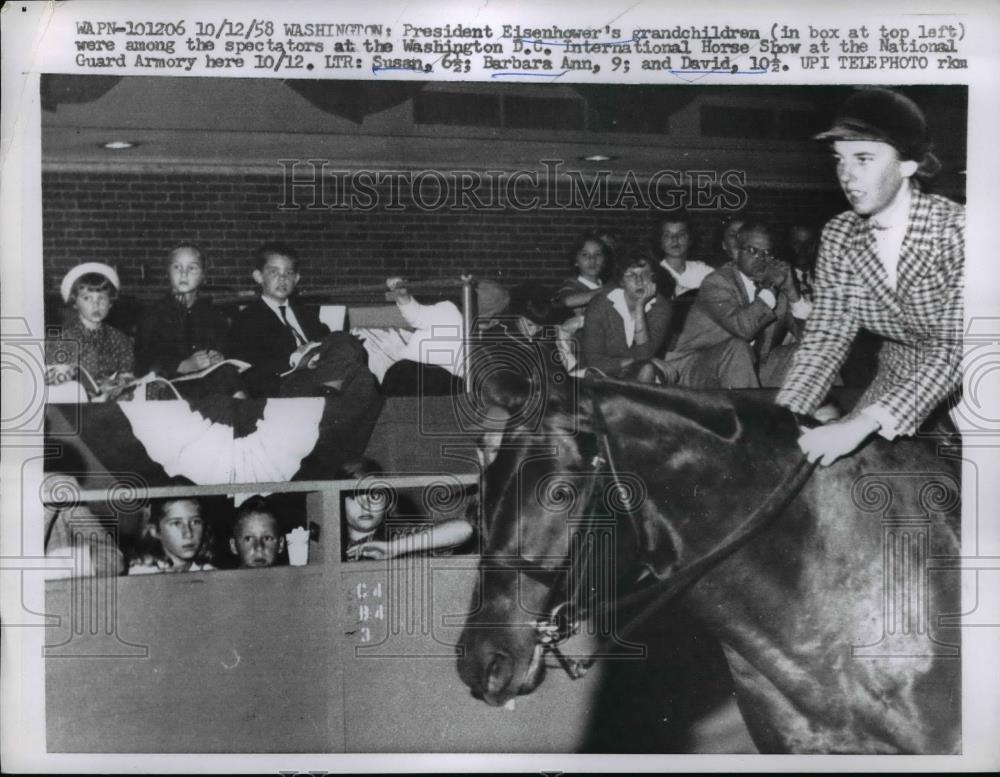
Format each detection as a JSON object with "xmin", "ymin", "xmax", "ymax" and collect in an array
[{"xmin": 484, "ymin": 652, "xmax": 514, "ymax": 698}]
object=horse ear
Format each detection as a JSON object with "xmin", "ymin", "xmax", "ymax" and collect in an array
[
  {"xmin": 478, "ymin": 370, "xmax": 532, "ymax": 415},
  {"xmin": 589, "ymin": 381, "xmax": 742, "ymax": 442}
]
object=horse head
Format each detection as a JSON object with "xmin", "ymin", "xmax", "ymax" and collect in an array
[
  {"xmin": 455, "ymin": 347, "xmax": 596, "ymax": 706},
  {"xmin": 457, "ymin": 376, "xmax": 806, "ymax": 707}
]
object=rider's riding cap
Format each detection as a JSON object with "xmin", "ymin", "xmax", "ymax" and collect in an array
[{"xmin": 815, "ymin": 87, "xmax": 941, "ymax": 178}]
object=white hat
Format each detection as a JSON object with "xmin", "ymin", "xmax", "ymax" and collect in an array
[{"xmin": 60, "ymin": 262, "xmax": 120, "ymax": 303}]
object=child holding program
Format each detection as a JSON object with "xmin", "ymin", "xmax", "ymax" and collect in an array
[
  {"xmin": 46, "ymin": 262, "xmax": 134, "ymax": 398},
  {"xmin": 128, "ymin": 497, "xmax": 216, "ymax": 574},
  {"xmin": 135, "ymin": 243, "xmax": 244, "ymax": 398}
]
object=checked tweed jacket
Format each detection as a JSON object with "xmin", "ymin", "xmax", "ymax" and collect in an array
[{"xmin": 776, "ymin": 186, "xmax": 965, "ymax": 438}]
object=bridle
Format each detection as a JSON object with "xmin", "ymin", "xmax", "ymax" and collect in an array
[{"xmin": 482, "ymin": 411, "xmax": 819, "ymax": 692}]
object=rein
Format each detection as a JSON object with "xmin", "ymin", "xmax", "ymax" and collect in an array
[{"xmin": 523, "ymin": 417, "xmax": 819, "ymax": 682}]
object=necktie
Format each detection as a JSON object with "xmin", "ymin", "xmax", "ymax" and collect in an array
[{"xmin": 279, "ymin": 305, "xmax": 306, "ymax": 345}]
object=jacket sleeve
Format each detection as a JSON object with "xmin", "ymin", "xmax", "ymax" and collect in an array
[
  {"xmin": 629, "ymin": 296, "xmax": 672, "ymax": 360},
  {"xmin": 776, "ymin": 220, "xmax": 860, "ymax": 415},
  {"xmin": 580, "ymin": 298, "xmax": 625, "ymax": 373},
  {"xmin": 228, "ymin": 308, "xmax": 291, "ymax": 380},
  {"xmin": 697, "ymin": 272, "xmax": 776, "ymax": 341},
  {"xmin": 300, "ymin": 305, "xmax": 330, "ymax": 342},
  {"xmin": 554, "ymin": 278, "xmax": 580, "ymax": 304},
  {"xmin": 397, "ymin": 298, "xmax": 461, "ymax": 331}
]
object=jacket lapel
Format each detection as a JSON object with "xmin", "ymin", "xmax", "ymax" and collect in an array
[
  {"xmin": 895, "ymin": 188, "xmax": 935, "ymax": 299},
  {"xmin": 848, "ymin": 216, "xmax": 904, "ymax": 317},
  {"xmin": 720, "ymin": 263, "xmax": 752, "ymax": 304}
]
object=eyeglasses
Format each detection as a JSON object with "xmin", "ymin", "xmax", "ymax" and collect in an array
[
  {"xmin": 739, "ymin": 244, "xmax": 776, "ymax": 261},
  {"xmin": 623, "ymin": 270, "xmax": 653, "ymax": 283}
]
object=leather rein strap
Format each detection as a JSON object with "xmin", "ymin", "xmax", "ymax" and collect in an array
[
  {"xmin": 590, "ymin": 431, "xmax": 818, "ymax": 645},
  {"xmin": 535, "ymin": 411, "xmax": 819, "ymax": 678}
]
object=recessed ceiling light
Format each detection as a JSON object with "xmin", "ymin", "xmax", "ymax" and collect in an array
[{"xmin": 101, "ymin": 141, "xmax": 137, "ymax": 150}]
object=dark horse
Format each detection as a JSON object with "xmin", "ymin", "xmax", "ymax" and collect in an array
[{"xmin": 457, "ymin": 375, "xmax": 961, "ymax": 753}]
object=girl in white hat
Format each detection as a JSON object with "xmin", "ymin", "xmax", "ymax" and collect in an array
[{"xmin": 46, "ymin": 262, "xmax": 134, "ymax": 397}]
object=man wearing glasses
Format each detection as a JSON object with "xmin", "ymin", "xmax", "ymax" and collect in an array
[{"xmin": 662, "ymin": 221, "xmax": 810, "ymax": 388}]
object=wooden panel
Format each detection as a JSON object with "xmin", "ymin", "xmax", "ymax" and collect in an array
[
  {"xmin": 45, "ymin": 556, "xmax": 601, "ymax": 753},
  {"xmin": 339, "ymin": 557, "xmax": 599, "ymax": 752},
  {"xmin": 363, "ymin": 396, "xmax": 479, "ymax": 476},
  {"xmin": 43, "ymin": 473, "xmax": 596, "ymax": 755},
  {"xmin": 45, "ymin": 565, "xmax": 340, "ymax": 753}
]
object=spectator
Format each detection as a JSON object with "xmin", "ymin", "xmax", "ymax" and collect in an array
[
  {"xmin": 229, "ymin": 496, "xmax": 286, "ymax": 569},
  {"xmin": 135, "ymin": 243, "xmax": 244, "ymax": 398},
  {"xmin": 375, "ymin": 276, "xmax": 509, "ymax": 395},
  {"xmin": 581, "ymin": 252, "xmax": 672, "ymax": 382},
  {"xmin": 43, "ymin": 471, "xmax": 126, "ymax": 579},
  {"xmin": 663, "ymin": 221, "xmax": 809, "ymax": 388},
  {"xmin": 786, "ymin": 224, "xmax": 819, "ymax": 302},
  {"xmin": 338, "ymin": 459, "xmax": 474, "ymax": 561},
  {"xmin": 653, "ymin": 214, "xmax": 715, "ymax": 349},
  {"xmin": 719, "ymin": 215, "xmax": 747, "ymax": 265},
  {"xmin": 228, "ymin": 242, "xmax": 329, "ymax": 397},
  {"xmin": 128, "ymin": 497, "xmax": 216, "ymax": 574},
  {"xmin": 653, "ymin": 214, "xmax": 714, "ymax": 298},
  {"xmin": 45, "ymin": 262, "xmax": 134, "ymax": 399},
  {"xmin": 554, "ymin": 232, "xmax": 610, "ymax": 321}
]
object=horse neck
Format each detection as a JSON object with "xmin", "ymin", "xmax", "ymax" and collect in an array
[{"xmin": 594, "ymin": 392, "xmax": 810, "ymax": 574}]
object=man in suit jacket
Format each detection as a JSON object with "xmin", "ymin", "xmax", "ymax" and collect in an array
[
  {"xmin": 665, "ymin": 222, "xmax": 808, "ymax": 389},
  {"xmin": 777, "ymin": 88, "xmax": 964, "ymax": 465},
  {"xmin": 229, "ymin": 242, "xmax": 329, "ymax": 397}
]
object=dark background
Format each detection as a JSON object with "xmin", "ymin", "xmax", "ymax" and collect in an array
[{"xmin": 41, "ymin": 78, "xmax": 967, "ymax": 301}]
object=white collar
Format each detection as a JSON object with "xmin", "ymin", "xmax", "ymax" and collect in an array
[
  {"xmin": 868, "ymin": 181, "xmax": 912, "ymax": 231},
  {"xmin": 260, "ymin": 294, "xmax": 307, "ymax": 339},
  {"xmin": 660, "ymin": 258, "xmax": 686, "ymax": 279},
  {"xmin": 736, "ymin": 269, "xmax": 757, "ymax": 301},
  {"xmin": 576, "ymin": 275, "xmax": 601, "ymax": 289},
  {"xmin": 260, "ymin": 294, "xmax": 292, "ymax": 314},
  {"xmin": 607, "ymin": 288, "xmax": 656, "ymax": 347}
]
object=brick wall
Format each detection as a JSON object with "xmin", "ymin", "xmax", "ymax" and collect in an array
[{"xmin": 43, "ymin": 169, "xmax": 850, "ymax": 301}]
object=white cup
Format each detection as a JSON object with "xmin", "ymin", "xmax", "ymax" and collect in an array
[{"xmin": 285, "ymin": 530, "xmax": 310, "ymax": 567}]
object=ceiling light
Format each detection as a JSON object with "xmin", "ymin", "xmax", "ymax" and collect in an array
[
  {"xmin": 101, "ymin": 141, "xmax": 137, "ymax": 150},
  {"xmin": 581, "ymin": 154, "xmax": 614, "ymax": 162}
]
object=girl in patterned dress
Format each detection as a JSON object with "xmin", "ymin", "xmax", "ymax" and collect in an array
[{"xmin": 46, "ymin": 262, "xmax": 134, "ymax": 397}]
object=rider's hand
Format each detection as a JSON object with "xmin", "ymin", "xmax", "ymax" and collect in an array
[{"xmin": 797, "ymin": 414, "xmax": 880, "ymax": 466}]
